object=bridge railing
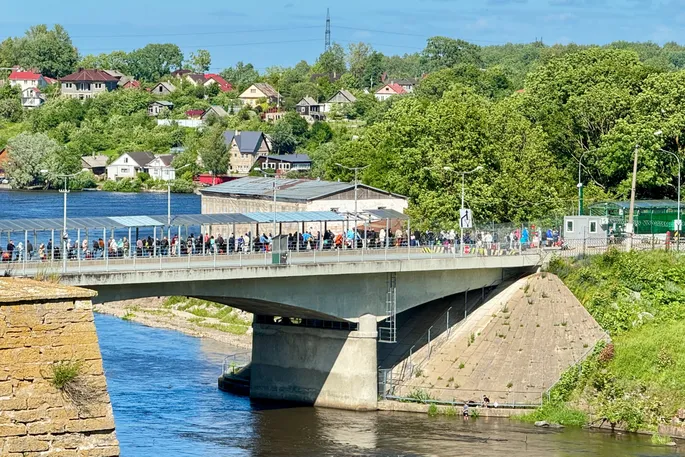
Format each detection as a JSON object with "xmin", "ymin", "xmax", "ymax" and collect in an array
[
  {"xmin": 3, "ymin": 241, "xmax": 544, "ymax": 277},
  {"xmin": 221, "ymin": 352, "xmax": 251, "ymax": 377}
]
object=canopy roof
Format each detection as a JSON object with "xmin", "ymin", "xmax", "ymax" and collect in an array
[{"xmin": 589, "ymin": 200, "xmax": 679, "ymax": 210}]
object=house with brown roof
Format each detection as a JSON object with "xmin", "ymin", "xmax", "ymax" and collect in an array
[
  {"xmin": 323, "ymin": 89, "xmax": 357, "ymax": 113},
  {"xmin": 145, "ymin": 154, "xmax": 177, "ymax": 181},
  {"xmin": 81, "ymin": 155, "xmax": 109, "ymax": 176},
  {"xmin": 295, "ymin": 96, "xmax": 324, "ymax": 121},
  {"xmin": 238, "ymin": 83, "xmax": 281, "ymax": 107},
  {"xmin": 60, "ymin": 69, "xmax": 119, "ymax": 99},
  {"xmin": 150, "ymin": 82, "xmax": 177, "ymax": 95}
]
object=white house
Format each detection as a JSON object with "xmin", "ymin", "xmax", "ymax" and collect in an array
[
  {"xmin": 146, "ymin": 154, "xmax": 176, "ymax": 181},
  {"xmin": 21, "ymin": 87, "xmax": 45, "ymax": 109},
  {"xmin": 148, "ymin": 100, "xmax": 174, "ymax": 116},
  {"xmin": 106, "ymin": 151, "xmax": 155, "ymax": 180},
  {"xmin": 8, "ymin": 70, "xmax": 47, "ymax": 92}
]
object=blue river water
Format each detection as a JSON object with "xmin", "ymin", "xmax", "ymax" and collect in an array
[{"xmin": 2, "ymin": 190, "xmax": 684, "ymax": 456}]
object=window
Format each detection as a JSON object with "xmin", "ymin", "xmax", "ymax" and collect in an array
[
  {"xmin": 124, "ymin": 158, "xmax": 128, "ymax": 164},
  {"xmin": 566, "ymin": 220, "xmax": 574, "ymax": 233},
  {"xmin": 589, "ymin": 221, "xmax": 598, "ymax": 233},
  {"xmin": 250, "ymin": 88, "xmax": 256, "ymax": 93},
  {"xmin": 120, "ymin": 167, "xmax": 129, "ymax": 173},
  {"xmin": 95, "ymin": 83, "xmax": 102, "ymax": 89}
]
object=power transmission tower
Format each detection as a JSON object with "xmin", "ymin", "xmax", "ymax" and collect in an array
[{"xmin": 325, "ymin": 8, "xmax": 331, "ymax": 51}]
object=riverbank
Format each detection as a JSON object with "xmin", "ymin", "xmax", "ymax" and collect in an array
[{"xmin": 94, "ymin": 297, "xmax": 252, "ymax": 349}]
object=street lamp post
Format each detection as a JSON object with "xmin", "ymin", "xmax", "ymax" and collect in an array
[
  {"xmin": 626, "ymin": 144, "xmax": 640, "ymax": 251},
  {"xmin": 443, "ymin": 166, "xmax": 484, "ymax": 254},
  {"xmin": 336, "ymin": 164, "xmax": 369, "ymax": 247},
  {"xmin": 577, "ymin": 150, "xmax": 592, "ymax": 216},
  {"xmin": 654, "ymin": 130, "xmax": 682, "ymax": 245},
  {"xmin": 44, "ymin": 172, "xmax": 80, "ymax": 272}
]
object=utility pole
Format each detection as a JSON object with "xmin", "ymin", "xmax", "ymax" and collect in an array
[
  {"xmin": 325, "ymin": 8, "xmax": 331, "ymax": 52},
  {"xmin": 626, "ymin": 144, "xmax": 639, "ymax": 251},
  {"xmin": 336, "ymin": 163, "xmax": 369, "ymax": 246}
]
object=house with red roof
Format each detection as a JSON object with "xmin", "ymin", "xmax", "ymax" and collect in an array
[
  {"xmin": 8, "ymin": 70, "xmax": 47, "ymax": 92},
  {"xmin": 204, "ymin": 74, "xmax": 232, "ymax": 92},
  {"xmin": 185, "ymin": 109, "xmax": 205, "ymax": 119},
  {"xmin": 374, "ymin": 83, "xmax": 407, "ymax": 102},
  {"xmin": 59, "ymin": 69, "xmax": 119, "ymax": 99}
]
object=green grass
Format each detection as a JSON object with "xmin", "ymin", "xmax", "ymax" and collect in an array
[
  {"xmin": 122, "ymin": 311, "xmax": 135, "ymax": 321},
  {"xmin": 50, "ymin": 360, "xmax": 82, "ymax": 390},
  {"xmin": 651, "ymin": 434, "xmax": 673, "ymax": 445},
  {"xmin": 519, "ymin": 403, "xmax": 588, "ymax": 427}
]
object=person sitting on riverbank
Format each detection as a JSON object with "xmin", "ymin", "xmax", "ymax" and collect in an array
[
  {"xmin": 462, "ymin": 403, "xmax": 469, "ymax": 421},
  {"xmin": 482, "ymin": 395, "xmax": 490, "ymax": 408}
]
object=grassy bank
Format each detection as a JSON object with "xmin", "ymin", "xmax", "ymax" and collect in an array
[{"xmin": 527, "ymin": 250, "xmax": 685, "ymax": 432}]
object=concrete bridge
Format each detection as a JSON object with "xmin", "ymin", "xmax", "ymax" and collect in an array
[
  {"xmin": 5, "ymin": 233, "xmax": 542, "ymax": 410},
  {"xmin": 38, "ymin": 249, "xmax": 537, "ymax": 410}
]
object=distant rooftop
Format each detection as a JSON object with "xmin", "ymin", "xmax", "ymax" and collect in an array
[{"xmin": 200, "ymin": 177, "xmax": 406, "ymax": 203}]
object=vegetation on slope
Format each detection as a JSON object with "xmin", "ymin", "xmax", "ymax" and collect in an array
[{"xmin": 528, "ymin": 251, "xmax": 685, "ymax": 431}]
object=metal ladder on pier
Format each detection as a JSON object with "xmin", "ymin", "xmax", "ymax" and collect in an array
[{"xmin": 379, "ymin": 272, "xmax": 397, "ymax": 343}]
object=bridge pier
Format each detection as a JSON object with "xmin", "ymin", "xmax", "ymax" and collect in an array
[{"xmin": 250, "ymin": 314, "xmax": 379, "ymax": 410}]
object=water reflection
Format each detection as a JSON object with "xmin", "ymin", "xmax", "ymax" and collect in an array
[{"xmin": 94, "ymin": 314, "xmax": 683, "ymax": 457}]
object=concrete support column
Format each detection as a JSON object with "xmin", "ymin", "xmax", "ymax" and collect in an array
[{"xmin": 249, "ymin": 314, "xmax": 379, "ymax": 410}]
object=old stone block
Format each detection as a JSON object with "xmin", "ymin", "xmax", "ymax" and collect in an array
[
  {"xmin": 0, "ymin": 334, "xmax": 27, "ymax": 349},
  {"xmin": 74, "ymin": 343, "xmax": 104, "ymax": 361},
  {"xmin": 60, "ymin": 322, "xmax": 96, "ymax": 334},
  {"xmin": 7, "ymin": 408, "xmax": 48, "ymax": 423},
  {"xmin": 65, "ymin": 417, "xmax": 115, "ymax": 433},
  {"xmin": 0, "ymin": 347, "xmax": 42, "ymax": 365},
  {"xmin": 6, "ymin": 435, "xmax": 50, "ymax": 452},
  {"xmin": 27, "ymin": 419, "xmax": 67, "ymax": 435},
  {"xmin": 0, "ymin": 397, "xmax": 27, "ymax": 411},
  {"xmin": 0, "ymin": 423, "xmax": 27, "ymax": 437},
  {"xmin": 40, "ymin": 345, "xmax": 76, "ymax": 361},
  {"xmin": 52, "ymin": 332, "xmax": 99, "ymax": 347},
  {"xmin": 74, "ymin": 300, "xmax": 93, "ymax": 310},
  {"xmin": 0, "ymin": 381, "xmax": 14, "ymax": 396},
  {"xmin": 80, "ymin": 445, "xmax": 120, "ymax": 457},
  {"xmin": 77, "ymin": 404, "xmax": 112, "ymax": 419},
  {"xmin": 10, "ymin": 364, "xmax": 43, "ymax": 381}
]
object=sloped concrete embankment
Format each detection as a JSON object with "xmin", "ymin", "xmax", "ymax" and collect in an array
[{"xmin": 390, "ymin": 273, "xmax": 608, "ymax": 406}]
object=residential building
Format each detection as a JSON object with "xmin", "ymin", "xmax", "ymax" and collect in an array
[
  {"xmin": 254, "ymin": 154, "xmax": 312, "ymax": 175},
  {"xmin": 295, "ymin": 96, "xmax": 324, "ymax": 121},
  {"xmin": 185, "ymin": 73, "xmax": 207, "ymax": 86},
  {"xmin": 148, "ymin": 101, "xmax": 174, "ymax": 116},
  {"xmin": 384, "ymin": 77, "xmax": 418, "ymax": 93},
  {"xmin": 118, "ymin": 76, "xmax": 140, "ymax": 89},
  {"xmin": 60, "ymin": 69, "xmax": 118, "ymax": 99},
  {"xmin": 171, "ymin": 69, "xmax": 191, "ymax": 78},
  {"xmin": 201, "ymin": 105, "xmax": 228, "ymax": 120},
  {"xmin": 204, "ymin": 74, "xmax": 232, "ymax": 92},
  {"xmin": 323, "ymin": 89, "xmax": 357, "ymax": 113},
  {"xmin": 375, "ymin": 83, "xmax": 407, "ymax": 101},
  {"xmin": 146, "ymin": 154, "xmax": 176, "ymax": 181},
  {"xmin": 106, "ymin": 151, "xmax": 155, "ymax": 180},
  {"xmin": 150, "ymin": 82, "xmax": 176, "ymax": 95},
  {"xmin": 223, "ymin": 130, "xmax": 271, "ymax": 175},
  {"xmin": 81, "ymin": 155, "xmax": 109, "ymax": 176},
  {"xmin": 8, "ymin": 70, "xmax": 47, "ymax": 92},
  {"xmin": 21, "ymin": 87, "xmax": 45, "ymax": 109},
  {"xmin": 185, "ymin": 109, "xmax": 204, "ymax": 119},
  {"xmin": 157, "ymin": 119, "xmax": 203, "ymax": 128},
  {"xmin": 238, "ymin": 83, "xmax": 281, "ymax": 107}
]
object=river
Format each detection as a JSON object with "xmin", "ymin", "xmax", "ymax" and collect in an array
[{"xmin": 2, "ymin": 190, "xmax": 684, "ymax": 456}]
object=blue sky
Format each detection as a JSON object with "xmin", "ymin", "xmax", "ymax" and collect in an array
[{"xmin": 0, "ymin": 0, "xmax": 683, "ymax": 71}]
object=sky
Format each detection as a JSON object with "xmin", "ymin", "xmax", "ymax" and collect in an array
[{"xmin": 1, "ymin": 0, "xmax": 684, "ymax": 72}]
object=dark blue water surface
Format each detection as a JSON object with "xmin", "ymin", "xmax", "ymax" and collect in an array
[{"xmin": 3, "ymin": 191, "xmax": 684, "ymax": 456}]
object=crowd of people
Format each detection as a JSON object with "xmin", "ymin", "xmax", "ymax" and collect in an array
[{"xmin": 0, "ymin": 225, "xmax": 564, "ymax": 262}]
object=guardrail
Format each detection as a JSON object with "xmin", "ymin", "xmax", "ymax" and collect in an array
[
  {"xmin": 2, "ymin": 242, "xmax": 543, "ymax": 277},
  {"xmin": 221, "ymin": 352, "xmax": 251, "ymax": 377}
]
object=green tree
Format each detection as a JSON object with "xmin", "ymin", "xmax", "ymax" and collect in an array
[
  {"xmin": 5, "ymin": 132, "xmax": 60, "ymax": 188},
  {"xmin": 189, "ymin": 49, "xmax": 211, "ymax": 73},
  {"xmin": 78, "ymin": 50, "xmax": 130, "ymax": 74},
  {"xmin": 220, "ymin": 62, "xmax": 260, "ymax": 93},
  {"xmin": 17, "ymin": 25, "xmax": 78, "ymax": 78},
  {"xmin": 0, "ymin": 84, "xmax": 22, "ymax": 122},
  {"xmin": 127, "ymin": 44, "xmax": 183, "ymax": 81},
  {"xmin": 198, "ymin": 126, "xmax": 229, "ymax": 179},
  {"xmin": 271, "ymin": 122, "xmax": 297, "ymax": 154},
  {"xmin": 313, "ymin": 43, "xmax": 346, "ymax": 76},
  {"xmin": 421, "ymin": 37, "xmax": 482, "ymax": 72}
]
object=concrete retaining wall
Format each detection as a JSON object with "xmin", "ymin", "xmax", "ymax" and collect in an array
[
  {"xmin": 0, "ymin": 278, "xmax": 119, "ymax": 457},
  {"xmin": 250, "ymin": 316, "xmax": 378, "ymax": 410}
]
